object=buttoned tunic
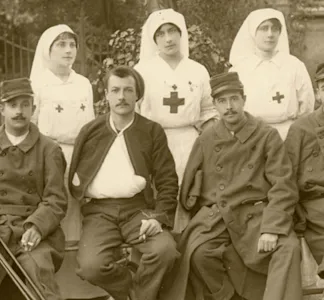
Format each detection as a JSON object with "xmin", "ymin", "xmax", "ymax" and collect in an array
[
  {"xmin": 285, "ymin": 106, "xmax": 324, "ymax": 274},
  {"xmin": 0, "ymin": 123, "xmax": 67, "ymax": 299},
  {"xmin": 168, "ymin": 113, "xmax": 301, "ymax": 300}
]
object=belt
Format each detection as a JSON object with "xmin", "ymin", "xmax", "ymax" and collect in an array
[
  {"xmin": 241, "ymin": 197, "xmax": 268, "ymax": 206},
  {"xmin": 0, "ymin": 205, "xmax": 37, "ymax": 217}
]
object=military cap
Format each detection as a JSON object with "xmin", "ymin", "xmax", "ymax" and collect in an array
[
  {"xmin": 0, "ymin": 77, "xmax": 34, "ymax": 103},
  {"xmin": 210, "ymin": 72, "xmax": 244, "ymax": 98}
]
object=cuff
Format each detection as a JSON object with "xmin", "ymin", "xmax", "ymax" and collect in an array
[{"xmin": 261, "ymin": 208, "xmax": 293, "ymax": 236}]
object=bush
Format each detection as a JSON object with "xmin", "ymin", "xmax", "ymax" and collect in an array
[{"xmin": 91, "ymin": 25, "xmax": 226, "ymax": 116}]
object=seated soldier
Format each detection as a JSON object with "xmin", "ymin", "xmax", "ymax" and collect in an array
[
  {"xmin": 163, "ymin": 72, "xmax": 302, "ymax": 300},
  {"xmin": 0, "ymin": 78, "xmax": 67, "ymax": 299},
  {"xmin": 69, "ymin": 66, "xmax": 179, "ymax": 300},
  {"xmin": 285, "ymin": 63, "xmax": 324, "ymax": 278}
]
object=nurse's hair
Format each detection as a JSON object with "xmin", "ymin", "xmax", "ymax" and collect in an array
[
  {"xmin": 105, "ymin": 66, "xmax": 145, "ymax": 100},
  {"xmin": 153, "ymin": 23, "xmax": 181, "ymax": 43},
  {"xmin": 49, "ymin": 32, "xmax": 78, "ymax": 52},
  {"xmin": 257, "ymin": 18, "xmax": 282, "ymax": 33}
]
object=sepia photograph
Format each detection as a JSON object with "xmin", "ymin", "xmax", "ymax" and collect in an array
[{"xmin": 0, "ymin": 0, "xmax": 324, "ymax": 299}]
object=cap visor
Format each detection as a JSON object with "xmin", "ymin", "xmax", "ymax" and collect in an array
[{"xmin": 1, "ymin": 93, "xmax": 34, "ymax": 102}]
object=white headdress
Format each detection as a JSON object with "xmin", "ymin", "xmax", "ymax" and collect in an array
[
  {"xmin": 30, "ymin": 24, "xmax": 76, "ymax": 91},
  {"xmin": 139, "ymin": 8, "xmax": 189, "ymax": 63},
  {"xmin": 229, "ymin": 8, "xmax": 289, "ymax": 66}
]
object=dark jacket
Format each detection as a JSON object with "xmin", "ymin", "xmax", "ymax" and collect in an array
[
  {"xmin": 69, "ymin": 113, "xmax": 178, "ymax": 227},
  {"xmin": 0, "ymin": 123, "xmax": 67, "ymax": 240},
  {"xmin": 180, "ymin": 112, "xmax": 298, "ymax": 237},
  {"xmin": 167, "ymin": 112, "xmax": 298, "ymax": 300}
]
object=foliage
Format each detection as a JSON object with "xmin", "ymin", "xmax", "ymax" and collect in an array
[{"xmin": 91, "ymin": 25, "xmax": 226, "ymax": 116}]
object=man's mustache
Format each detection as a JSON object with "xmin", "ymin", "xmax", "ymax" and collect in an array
[
  {"xmin": 224, "ymin": 110, "xmax": 237, "ymax": 116},
  {"xmin": 117, "ymin": 102, "xmax": 129, "ymax": 106},
  {"xmin": 12, "ymin": 115, "xmax": 26, "ymax": 120}
]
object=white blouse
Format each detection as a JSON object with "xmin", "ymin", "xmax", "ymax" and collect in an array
[
  {"xmin": 32, "ymin": 69, "xmax": 95, "ymax": 144},
  {"xmin": 135, "ymin": 56, "xmax": 217, "ymax": 129},
  {"xmin": 231, "ymin": 52, "xmax": 315, "ymax": 124}
]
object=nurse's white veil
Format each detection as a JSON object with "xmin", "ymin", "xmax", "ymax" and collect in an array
[
  {"xmin": 138, "ymin": 8, "xmax": 189, "ymax": 63},
  {"xmin": 229, "ymin": 8, "xmax": 289, "ymax": 67},
  {"xmin": 30, "ymin": 24, "xmax": 76, "ymax": 92}
]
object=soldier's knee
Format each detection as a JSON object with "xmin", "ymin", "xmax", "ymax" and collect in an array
[
  {"xmin": 145, "ymin": 233, "xmax": 179, "ymax": 265},
  {"xmin": 76, "ymin": 255, "xmax": 107, "ymax": 282}
]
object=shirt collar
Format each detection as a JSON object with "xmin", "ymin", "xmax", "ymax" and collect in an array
[
  {"xmin": 0, "ymin": 123, "xmax": 40, "ymax": 152},
  {"xmin": 5, "ymin": 130, "xmax": 29, "ymax": 146},
  {"xmin": 109, "ymin": 115, "xmax": 135, "ymax": 135},
  {"xmin": 253, "ymin": 51, "xmax": 284, "ymax": 70}
]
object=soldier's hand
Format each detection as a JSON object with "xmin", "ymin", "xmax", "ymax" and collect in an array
[
  {"xmin": 21, "ymin": 224, "xmax": 42, "ymax": 252},
  {"xmin": 139, "ymin": 219, "xmax": 163, "ymax": 241},
  {"xmin": 257, "ymin": 233, "xmax": 278, "ymax": 253}
]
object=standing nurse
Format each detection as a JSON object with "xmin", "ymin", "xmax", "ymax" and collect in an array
[{"xmin": 230, "ymin": 8, "xmax": 315, "ymax": 139}]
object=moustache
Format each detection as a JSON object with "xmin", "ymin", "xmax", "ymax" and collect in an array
[
  {"xmin": 117, "ymin": 102, "xmax": 129, "ymax": 107},
  {"xmin": 12, "ymin": 116, "xmax": 26, "ymax": 120},
  {"xmin": 224, "ymin": 111, "xmax": 237, "ymax": 116}
]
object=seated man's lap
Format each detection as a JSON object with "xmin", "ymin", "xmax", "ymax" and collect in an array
[{"xmin": 77, "ymin": 205, "xmax": 177, "ymax": 273}]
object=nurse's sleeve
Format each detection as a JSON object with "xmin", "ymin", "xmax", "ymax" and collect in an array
[
  {"xmin": 296, "ymin": 62, "xmax": 315, "ymax": 117},
  {"xmin": 196, "ymin": 67, "xmax": 218, "ymax": 129}
]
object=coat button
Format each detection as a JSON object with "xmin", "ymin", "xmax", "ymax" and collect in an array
[
  {"xmin": 215, "ymin": 146, "xmax": 221, "ymax": 152},
  {"xmin": 307, "ymin": 167, "xmax": 313, "ymax": 172},
  {"xmin": 248, "ymin": 164, "xmax": 254, "ymax": 169},
  {"xmin": 219, "ymin": 184, "xmax": 225, "ymax": 190},
  {"xmin": 247, "ymin": 214, "xmax": 253, "ymax": 219},
  {"xmin": 0, "ymin": 152, "xmax": 6, "ymax": 157},
  {"xmin": 27, "ymin": 189, "xmax": 34, "ymax": 194},
  {"xmin": 220, "ymin": 200, "xmax": 227, "ymax": 208},
  {"xmin": 28, "ymin": 171, "xmax": 33, "ymax": 176},
  {"xmin": 313, "ymin": 151, "xmax": 319, "ymax": 157},
  {"xmin": 209, "ymin": 211, "xmax": 214, "ymax": 217},
  {"xmin": 216, "ymin": 165, "xmax": 222, "ymax": 172}
]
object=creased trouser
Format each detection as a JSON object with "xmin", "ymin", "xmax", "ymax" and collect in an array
[
  {"xmin": 301, "ymin": 198, "xmax": 324, "ymax": 276},
  {"xmin": 190, "ymin": 222, "xmax": 234, "ymax": 300},
  {"xmin": 190, "ymin": 218, "xmax": 302, "ymax": 300},
  {"xmin": 77, "ymin": 196, "xmax": 179, "ymax": 300}
]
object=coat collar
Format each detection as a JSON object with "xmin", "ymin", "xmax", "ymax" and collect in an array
[
  {"xmin": 314, "ymin": 105, "xmax": 324, "ymax": 127},
  {"xmin": 0, "ymin": 123, "xmax": 40, "ymax": 152},
  {"xmin": 215, "ymin": 112, "xmax": 258, "ymax": 143}
]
